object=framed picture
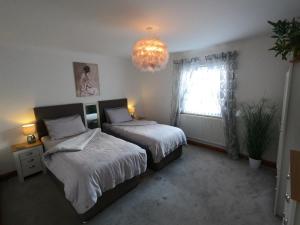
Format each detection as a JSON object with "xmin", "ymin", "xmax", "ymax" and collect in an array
[{"xmin": 73, "ymin": 62, "xmax": 100, "ymax": 97}]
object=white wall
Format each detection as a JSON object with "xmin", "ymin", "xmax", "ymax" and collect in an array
[
  {"xmin": 0, "ymin": 44, "xmax": 140, "ymax": 175},
  {"xmin": 138, "ymin": 34, "xmax": 289, "ymax": 162}
]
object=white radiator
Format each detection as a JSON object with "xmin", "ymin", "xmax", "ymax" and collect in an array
[{"xmin": 180, "ymin": 114, "xmax": 225, "ymax": 147}]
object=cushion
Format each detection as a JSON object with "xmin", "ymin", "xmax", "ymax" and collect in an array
[
  {"xmin": 104, "ymin": 107, "xmax": 132, "ymax": 124},
  {"xmin": 44, "ymin": 114, "xmax": 86, "ymax": 140}
]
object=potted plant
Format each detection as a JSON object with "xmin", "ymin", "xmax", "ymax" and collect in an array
[
  {"xmin": 268, "ymin": 18, "xmax": 300, "ymax": 62},
  {"xmin": 241, "ymin": 100, "xmax": 277, "ymax": 169}
]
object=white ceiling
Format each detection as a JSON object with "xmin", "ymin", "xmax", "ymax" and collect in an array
[{"xmin": 0, "ymin": 0, "xmax": 299, "ymax": 56}]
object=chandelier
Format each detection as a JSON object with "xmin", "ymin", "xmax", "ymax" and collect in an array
[{"xmin": 132, "ymin": 27, "xmax": 169, "ymax": 72}]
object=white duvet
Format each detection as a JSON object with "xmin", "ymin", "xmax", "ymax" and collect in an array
[
  {"xmin": 103, "ymin": 120, "xmax": 187, "ymax": 163},
  {"xmin": 42, "ymin": 128, "xmax": 147, "ymax": 214}
]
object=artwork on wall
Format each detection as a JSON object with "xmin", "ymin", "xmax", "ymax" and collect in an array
[{"xmin": 73, "ymin": 62, "xmax": 100, "ymax": 97}]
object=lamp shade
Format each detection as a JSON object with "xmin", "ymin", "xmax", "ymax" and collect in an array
[
  {"xmin": 132, "ymin": 38, "xmax": 169, "ymax": 72},
  {"xmin": 128, "ymin": 105, "xmax": 135, "ymax": 114},
  {"xmin": 22, "ymin": 123, "xmax": 36, "ymax": 136}
]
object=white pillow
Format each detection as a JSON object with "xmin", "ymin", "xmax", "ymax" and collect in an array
[
  {"xmin": 44, "ymin": 114, "xmax": 86, "ymax": 140},
  {"xmin": 105, "ymin": 107, "xmax": 132, "ymax": 124}
]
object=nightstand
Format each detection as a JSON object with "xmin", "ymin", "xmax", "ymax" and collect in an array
[{"xmin": 11, "ymin": 141, "xmax": 46, "ymax": 182}]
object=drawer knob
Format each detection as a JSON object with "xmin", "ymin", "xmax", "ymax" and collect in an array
[
  {"xmin": 29, "ymin": 165, "xmax": 36, "ymax": 169},
  {"xmin": 286, "ymin": 173, "xmax": 290, "ymax": 180},
  {"xmin": 285, "ymin": 193, "xmax": 290, "ymax": 203},
  {"xmin": 27, "ymin": 159, "xmax": 34, "ymax": 163},
  {"xmin": 282, "ymin": 217, "xmax": 288, "ymax": 225}
]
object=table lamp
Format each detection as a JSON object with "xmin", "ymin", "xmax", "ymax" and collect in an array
[
  {"xmin": 128, "ymin": 105, "xmax": 135, "ymax": 118},
  {"xmin": 22, "ymin": 123, "xmax": 36, "ymax": 144}
]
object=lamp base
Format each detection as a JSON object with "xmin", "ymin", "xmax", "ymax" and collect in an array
[{"xmin": 27, "ymin": 135, "xmax": 36, "ymax": 144}]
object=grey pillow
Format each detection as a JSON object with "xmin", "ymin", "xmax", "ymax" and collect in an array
[
  {"xmin": 105, "ymin": 107, "xmax": 132, "ymax": 124},
  {"xmin": 44, "ymin": 114, "xmax": 86, "ymax": 140}
]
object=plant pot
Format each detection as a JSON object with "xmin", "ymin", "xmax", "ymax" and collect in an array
[{"xmin": 249, "ymin": 157, "xmax": 262, "ymax": 169}]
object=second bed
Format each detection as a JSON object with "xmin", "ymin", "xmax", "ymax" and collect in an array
[{"xmin": 98, "ymin": 99, "xmax": 187, "ymax": 170}]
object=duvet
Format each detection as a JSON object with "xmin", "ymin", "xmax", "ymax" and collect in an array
[
  {"xmin": 42, "ymin": 128, "xmax": 147, "ymax": 214},
  {"xmin": 103, "ymin": 120, "xmax": 187, "ymax": 163}
]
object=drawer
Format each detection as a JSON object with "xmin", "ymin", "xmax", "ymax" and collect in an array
[
  {"xmin": 21, "ymin": 159, "xmax": 42, "ymax": 177},
  {"xmin": 21, "ymin": 156, "xmax": 40, "ymax": 167},
  {"xmin": 19, "ymin": 148, "xmax": 41, "ymax": 160}
]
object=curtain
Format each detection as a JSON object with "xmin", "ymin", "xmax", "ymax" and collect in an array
[
  {"xmin": 171, "ymin": 51, "xmax": 239, "ymax": 159},
  {"xmin": 205, "ymin": 51, "xmax": 239, "ymax": 159},
  {"xmin": 170, "ymin": 58, "xmax": 201, "ymax": 126}
]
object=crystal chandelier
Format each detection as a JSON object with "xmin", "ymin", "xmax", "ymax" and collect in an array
[{"xmin": 132, "ymin": 27, "xmax": 169, "ymax": 72}]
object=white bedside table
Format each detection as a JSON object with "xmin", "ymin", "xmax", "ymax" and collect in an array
[{"xmin": 11, "ymin": 141, "xmax": 46, "ymax": 182}]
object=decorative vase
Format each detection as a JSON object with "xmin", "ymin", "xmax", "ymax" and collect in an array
[{"xmin": 249, "ymin": 157, "xmax": 262, "ymax": 169}]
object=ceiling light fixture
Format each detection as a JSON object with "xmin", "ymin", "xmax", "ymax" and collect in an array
[{"xmin": 132, "ymin": 27, "xmax": 169, "ymax": 72}]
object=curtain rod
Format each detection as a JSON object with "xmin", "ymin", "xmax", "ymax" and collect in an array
[{"xmin": 173, "ymin": 51, "xmax": 238, "ymax": 65}]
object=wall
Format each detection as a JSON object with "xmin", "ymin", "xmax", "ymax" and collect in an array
[
  {"xmin": 0, "ymin": 44, "xmax": 140, "ymax": 175},
  {"xmin": 138, "ymin": 34, "xmax": 289, "ymax": 162}
]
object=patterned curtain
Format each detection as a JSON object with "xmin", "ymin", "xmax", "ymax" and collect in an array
[
  {"xmin": 171, "ymin": 51, "xmax": 239, "ymax": 159},
  {"xmin": 170, "ymin": 58, "xmax": 201, "ymax": 126},
  {"xmin": 205, "ymin": 51, "xmax": 240, "ymax": 159}
]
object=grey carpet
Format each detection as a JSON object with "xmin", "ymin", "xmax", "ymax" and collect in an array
[{"xmin": 0, "ymin": 145, "xmax": 280, "ymax": 225}]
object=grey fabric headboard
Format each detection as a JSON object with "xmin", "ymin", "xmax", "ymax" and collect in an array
[
  {"xmin": 34, "ymin": 103, "xmax": 85, "ymax": 138},
  {"xmin": 98, "ymin": 98, "xmax": 128, "ymax": 128}
]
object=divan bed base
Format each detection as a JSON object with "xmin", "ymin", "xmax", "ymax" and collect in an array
[
  {"xmin": 47, "ymin": 169, "xmax": 141, "ymax": 222},
  {"xmin": 150, "ymin": 146, "xmax": 182, "ymax": 170}
]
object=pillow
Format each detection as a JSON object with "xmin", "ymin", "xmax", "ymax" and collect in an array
[
  {"xmin": 104, "ymin": 107, "xmax": 132, "ymax": 124},
  {"xmin": 44, "ymin": 114, "xmax": 86, "ymax": 140}
]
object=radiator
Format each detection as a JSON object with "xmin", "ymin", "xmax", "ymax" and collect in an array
[{"xmin": 180, "ymin": 114, "xmax": 225, "ymax": 147}]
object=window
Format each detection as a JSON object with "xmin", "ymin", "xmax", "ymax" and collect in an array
[{"xmin": 182, "ymin": 67, "xmax": 222, "ymax": 117}]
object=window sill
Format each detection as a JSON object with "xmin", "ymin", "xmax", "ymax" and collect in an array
[{"xmin": 180, "ymin": 113, "xmax": 222, "ymax": 119}]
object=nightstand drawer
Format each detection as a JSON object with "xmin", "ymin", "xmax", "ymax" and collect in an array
[
  {"xmin": 21, "ymin": 156, "xmax": 40, "ymax": 167},
  {"xmin": 21, "ymin": 159, "xmax": 42, "ymax": 177},
  {"xmin": 19, "ymin": 148, "xmax": 41, "ymax": 160}
]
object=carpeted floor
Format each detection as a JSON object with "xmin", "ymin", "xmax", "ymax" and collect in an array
[{"xmin": 0, "ymin": 145, "xmax": 280, "ymax": 225}]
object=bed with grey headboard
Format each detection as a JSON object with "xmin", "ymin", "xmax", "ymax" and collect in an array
[
  {"xmin": 98, "ymin": 98, "xmax": 184, "ymax": 170},
  {"xmin": 33, "ymin": 103, "xmax": 141, "ymax": 222}
]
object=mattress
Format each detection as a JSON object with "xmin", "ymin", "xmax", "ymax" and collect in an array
[
  {"xmin": 102, "ymin": 120, "xmax": 187, "ymax": 163},
  {"xmin": 41, "ymin": 129, "xmax": 147, "ymax": 214}
]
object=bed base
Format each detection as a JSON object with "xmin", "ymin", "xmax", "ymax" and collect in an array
[
  {"xmin": 47, "ymin": 167, "xmax": 141, "ymax": 222},
  {"xmin": 151, "ymin": 146, "xmax": 182, "ymax": 170}
]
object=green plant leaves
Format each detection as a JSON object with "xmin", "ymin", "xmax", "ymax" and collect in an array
[
  {"xmin": 241, "ymin": 100, "xmax": 277, "ymax": 160},
  {"xmin": 268, "ymin": 18, "xmax": 300, "ymax": 60}
]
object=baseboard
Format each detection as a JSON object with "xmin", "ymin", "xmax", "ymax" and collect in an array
[
  {"xmin": 187, "ymin": 139, "xmax": 226, "ymax": 153},
  {"xmin": 188, "ymin": 140, "xmax": 276, "ymax": 169},
  {"xmin": 0, "ymin": 170, "xmax": 17, "ymax": 181}
]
